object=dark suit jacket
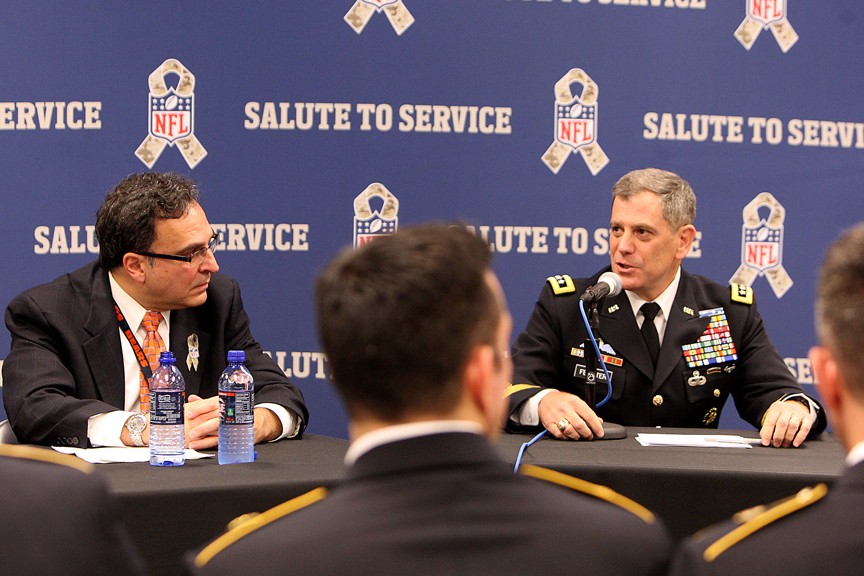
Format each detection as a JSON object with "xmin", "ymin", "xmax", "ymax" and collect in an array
[
  {"xmin": 669, "ymin": 460, "xmax": 864, "ymax": 575},
  {"xmin": 188, "ymin": 432, "xmax": 672, "ymax": 576},
  {"xmin": 2, "ymin": 260, "xmax": 308, "ymax": 446},
  {"xmin": 0, "ymin": 444, "xmax": 145, "ymax": 575},
  {"xmin": 508, "ymin": 267, "xmax": 825, "ymax": 434}
]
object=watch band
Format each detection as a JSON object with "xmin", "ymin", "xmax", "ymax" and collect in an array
[{"xmin": 126, "ymin": 413, "xmax": 147, "ymax": 447}]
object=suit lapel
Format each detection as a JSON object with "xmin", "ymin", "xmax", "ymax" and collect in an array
[
  {"xmin": 82, "ymin": 269, "xmax": 126, "ymax": 408},
  {"xmin": 652, "ymin": 272, "xmax": 711, "ymax": 391},
  {"xmin": 169, "ymin": 308, "xmax": 209, "ymax": 396},
  {"xmin": 597, "ymin": 292, "xmax": 655, "ymax": 380}
]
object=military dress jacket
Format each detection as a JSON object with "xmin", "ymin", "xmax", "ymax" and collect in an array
[
  {"xmin": 668, "ymin": 461, "xmax": 864, "ymax": 575},
  {"xmin": 0, "ymin": 444, "xmax": 145, "ymax": 576},
  {"xmin": 189, "ymin": 432, "xmax": 672, "ymax": 576},
  {"xmin": 507, "ymin": 267, "xmax": 825, "ymax": 434}
]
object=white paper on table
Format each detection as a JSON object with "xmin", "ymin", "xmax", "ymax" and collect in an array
[
  {"xmin": 52, "ymin": 446, "xmax": 214, "ymax": 464},
  {"xmin": 636, "ymin": 433, "xmax": 760, "ymax": 449}
]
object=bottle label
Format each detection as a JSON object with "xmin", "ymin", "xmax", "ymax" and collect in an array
[
  {"xmin": 219, "ymin": 390, "xmax": 254, "ymax": 425},
  {"xmin": 150, "ymin": 391, "xmax": 185, "ymax": 425}
]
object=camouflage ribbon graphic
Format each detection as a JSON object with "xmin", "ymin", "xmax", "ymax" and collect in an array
[
  {"xmin": 354, "ymin": 183, "xmax": 399, "ymax": 249},
  {"xmin": 345, "ymin": 0, "xmax": 414, "ymax": 36},
  {"xmin": 186, "ymin": 333, "xmax": 199, "ymax": 372},
  {"xmin": 730, "ymin": 192, "xmax": 793, "ymax": 298},
  {"xmin": 542, "ymin": 68, "xmax": 609, "ymax": 176},
  {"xmin": 135, "ymin": 59, "xmax": 207, "ymax": 169},
  {"xmin": 735, "ymin": 0, "xmax": 798, "ymax": 53}
]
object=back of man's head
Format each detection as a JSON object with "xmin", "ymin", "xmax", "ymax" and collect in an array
[
  {"xmin": 815, "ymin": 223, "xmax": 864, "ymax": 399},
  {"xmin": 95, "ymin": 172, "xmax": 200, "ymax": 270},
  {"xmin": 315, "ymin": 224, "xmax": 498, "ymax": 422}
]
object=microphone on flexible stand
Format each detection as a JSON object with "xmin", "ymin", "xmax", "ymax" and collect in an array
[{"xmin": 579, "ymin": 272, "xmax": 627, "ymax": 440}]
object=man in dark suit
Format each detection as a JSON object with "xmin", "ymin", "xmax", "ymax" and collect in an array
[
  {"xmin": 507, "ymin": 168, "xmax": 824, "ymax": 447},
  {"xmin": 668, "ymin": 222, "xmax": 864, "ymax": 575},
  {"xmin": 2, "ymin": 172, "xmax": 307, "ymax": 448},
  {"xmin": 0, "ymin": 443, "xmax": 145, "ymax": 575},
  {"xmin": 188, "ymin": 224, "xmax": 672, "ymax": 576}
]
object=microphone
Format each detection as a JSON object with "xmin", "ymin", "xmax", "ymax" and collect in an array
[{"xmin": 579, "ymin": 272, "xmax": 623, "ymax": 303}]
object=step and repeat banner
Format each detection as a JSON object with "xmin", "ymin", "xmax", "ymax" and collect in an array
[{"xmin": 1, "ymin": 1, "xmax": 861, "ymax": 437}]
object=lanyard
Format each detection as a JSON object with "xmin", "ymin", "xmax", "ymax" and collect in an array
[{"xmin": 113, "ymin": 302, "xmax": 154, "ymax": 383}]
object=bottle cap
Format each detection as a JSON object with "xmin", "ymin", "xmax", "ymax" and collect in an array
[
  {"xmin": 158, "ymin": 351, "xmax": 176, "ymax": 364},
  {"xmin": 227, "ymin": 350, "xmax": 246, "ymax": 364}
]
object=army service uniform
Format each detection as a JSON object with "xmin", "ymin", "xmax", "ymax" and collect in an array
[
  {"xmin": 507, "ymin": 267, "xmax": 826, "ymax": 434},
  {"xmin": 669, "ymin": 462, "xmax": 864, "ymax": 574}
]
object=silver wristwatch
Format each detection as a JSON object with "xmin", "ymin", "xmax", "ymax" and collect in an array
[{"xmin": 125, "ymin": 412, "xmax": 147, "ymax": 447}]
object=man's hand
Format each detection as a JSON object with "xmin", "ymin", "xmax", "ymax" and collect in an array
[
  {"xmin": 185, "ymin": 394, "xmax": 221, "ymax": 450},
  {"xmin": 253, "ymin": 408, "xmax": 283, "ymax": 444},
  {"xmin": 538, "ymin": 390, "xmax": 605, "ymax": 440},
  {"xmin": 760, "ymin": 399, "xmax": 812, "ymax": 448}
]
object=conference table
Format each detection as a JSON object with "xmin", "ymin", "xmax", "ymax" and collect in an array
[
  {"xmin": 95, "ymin": 429, "xmax": 846, "ymax": 576},
  {"xmin": 497, "ymin": 427, "xmax": 846, "ymax": 537}
]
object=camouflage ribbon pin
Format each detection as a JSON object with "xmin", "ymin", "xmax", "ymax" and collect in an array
[
  {"xmin": 186, "ymin": 333, "xmax": 199, "ymax": 372},
  {"xmin": 345, "ymin": 0, "xmax": 414, "ymax": 36},
  {"xmin": 135, "ymin": 58, "xmax": 208, "ymax": 169},
  {"xmin": 542, "ymin": 68, "xmax": 609, "ymax": 176},
  {"xmin": 735, "ymin": 0, "xmax": 798, "ymax": 53},
  {"xmin": 730, "ymin": 192, "xmax": 793, "ymax": 299},
  {"xmin": 354, "ymin": 183, "xmax": 399, "ymax": 249}
]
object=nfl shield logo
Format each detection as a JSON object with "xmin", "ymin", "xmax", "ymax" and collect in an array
[
  {"xmin": 361, "ymin": 0, "xmax": 399, "ymax": 11},
  {"xmin": 555, "ymin": 97, "xmax": 596, "ymax": 152},
  {"xmin": 149, "ymin": 88, "xmax": 193, "ymax": 144},
  {"xmin": 742, "ymin": 220, "xmax": 783, "ymax": 273},
  {"xmin": 354, "ymin": 213, "xmax": 398, "ymax": 248},
  {"xmin": 747, "ymin": 0, "xmax": 786, "ymax": 26}
]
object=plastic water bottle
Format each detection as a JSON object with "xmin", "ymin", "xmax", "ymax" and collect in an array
[
  {"xmin": 218, "ymin": 350, "xmax": 255, "ymax": 464},
  {"xmin": 149, "ymin": 351, "xmax": 186, "ymax": 466}
]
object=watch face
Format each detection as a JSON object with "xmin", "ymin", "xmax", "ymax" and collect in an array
[{"xmin": 128, "ymin": 414, "xmax": 146, "ymax": 433}]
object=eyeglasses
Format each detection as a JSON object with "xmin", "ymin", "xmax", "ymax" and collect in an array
[{"xmin": 136, "ymin": 231, "xmax": 220, "ymax": 264}]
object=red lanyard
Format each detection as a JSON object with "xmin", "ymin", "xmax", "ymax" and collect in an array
[{"xmin": 113, "ymin": 302, "xmax": 154, "ymax": 383}]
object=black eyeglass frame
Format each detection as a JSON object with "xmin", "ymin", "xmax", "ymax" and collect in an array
[{"xmin": 135, "ymin": 231, "xmax": 220, "ymax": 264}]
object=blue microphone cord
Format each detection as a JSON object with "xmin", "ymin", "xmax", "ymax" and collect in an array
[
  {"xmin": 512, "ymin": 299, "xmax": 613, "ymax": 473},
  {"xmin": 578, "ymin": 299, "xmax": 614, "ymax": 409}
]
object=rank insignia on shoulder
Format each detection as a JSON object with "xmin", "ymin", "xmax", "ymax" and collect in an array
[
  {"xmin": 730, "ymin": 283, "xmax": 753, "ymax": 305},
  {"xmin": 547, "ymin": 274, "xmax": 576, "ymax": 295}
]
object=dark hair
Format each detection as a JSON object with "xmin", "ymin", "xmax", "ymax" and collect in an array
[
  {"xmin": 611, "ymin": 168, "xmax": 696, "ymax": 229},
  {"xmin": 815, "ymin": 223, "xmax": 864, "ymax": 393},
  {"xmin": 95, "ymin": 172, "xmax": 200, "ymax": 269},
  {"xmin": 315, "ymin": 224, "xmax": 499, "ymax": 421}
]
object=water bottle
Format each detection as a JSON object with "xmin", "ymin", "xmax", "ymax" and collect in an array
[
  {"xmin": 149, "ymin": 351, "xmax": 186, "ymax": 466},
  {"xmin": 218, "ymin": 350, "xmax": 255, "ymax": 464}
]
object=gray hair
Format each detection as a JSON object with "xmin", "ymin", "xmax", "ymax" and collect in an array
[{"xmin": 611, "ymin": 168, "xmax": 696, "ymax": 230}]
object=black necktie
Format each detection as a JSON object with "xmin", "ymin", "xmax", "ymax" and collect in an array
[{"xmin": 640, "ymin": 302, "xmax": 661, "ymax": 368}]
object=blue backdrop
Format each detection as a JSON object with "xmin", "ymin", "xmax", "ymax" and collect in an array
[{"xmin": 1, "ymin": 1, "xmax": 861, "ymax": 438}]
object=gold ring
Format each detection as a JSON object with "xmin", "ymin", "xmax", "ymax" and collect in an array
[{"xmin": 556, "ymin": 418, "xmax": 569, "ymax": 431}]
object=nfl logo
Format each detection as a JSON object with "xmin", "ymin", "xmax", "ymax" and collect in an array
[
  {"xmin": 747, "ymin": 0, "xmax": 786, "ymax": 26},
  {"xmin": 354, "ymin": 213, "xmax": 397, "ymax": 249},
  {"xmin": 361, "ymin": 0, "xmax": 399, "ymax": 10},
  {"xmin": 555, "ymin": 97, "xmax": 596, "ymax": 152},
  {"xmin": 742, "ymin": 220, "xmax": 783, "ymax": 273},
  {"xmin": 149, "ymin": 88, "xmax": 193, "ymax": 144}
]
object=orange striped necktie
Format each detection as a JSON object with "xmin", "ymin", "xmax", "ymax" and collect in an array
[{"xmin": 139, "ymin": 311, "xmax": 166, "ymax": 413}]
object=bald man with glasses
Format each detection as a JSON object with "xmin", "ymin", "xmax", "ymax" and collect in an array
[{"xmin": 3, "ymin": 172, "xmax": 307, "ymax": 448}]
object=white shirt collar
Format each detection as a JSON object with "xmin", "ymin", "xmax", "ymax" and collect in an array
[
  {"xmin": 108, "ymin": 271, "xmax": 171, "ymax": 333},
  {"xmin": 344, "ymin": 420, "xmax": 484, "ymax": 466},
  {"xmin": 625, "ymin": 266, "xmax": 681, "ymax": 340},
  {"xmin": 846, "ymin": 440, "xmax": 864, "ymax": 467}
]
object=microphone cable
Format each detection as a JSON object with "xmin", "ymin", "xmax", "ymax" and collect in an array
[{"xmin": 513, "ymin": 299, "xmax": 614, "ymax": 473}]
